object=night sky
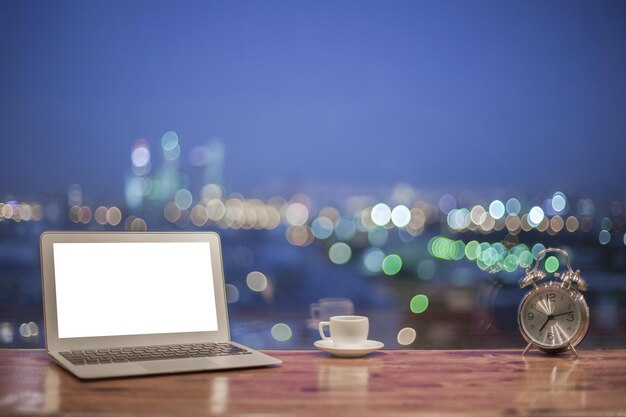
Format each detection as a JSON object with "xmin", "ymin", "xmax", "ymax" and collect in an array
[{"xmin": 2, "ymin": 0, "xmax": 626, "ymax": 201}]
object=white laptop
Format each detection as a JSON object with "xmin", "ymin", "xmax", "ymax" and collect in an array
[{"xmin": 40, "ymin": 231, "xmax": 281, "ymax": 379}]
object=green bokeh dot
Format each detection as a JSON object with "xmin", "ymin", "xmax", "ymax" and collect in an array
[
  {"xmin": 382, "ymin": 254, "xmax": 402, "ymax": 275},
  {"xmin": 545, "ymin": 256, "xmax": 559, "ymax": 273},
  {"xmin": 465, "ymin": 240, "xmax": 480, "ymax": 260},
  {"xmin": 518, "ymin": 251, "xmax": 534, "ymax": 268},
  {"xmin": 410, "ymin": 294, "xmax": 429, "ymax": 314}
]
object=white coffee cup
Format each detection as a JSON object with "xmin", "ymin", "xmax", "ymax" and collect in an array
[{"xmin": 318, "ymin": 315, "xmax": 369, "ymax": 348}]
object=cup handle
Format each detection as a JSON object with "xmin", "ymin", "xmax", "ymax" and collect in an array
[
  {"xmin": 318, "ymin": 321, "xmax": 331, "ymax": 341},
  {"xmin": 310, "ymin": 304, "xmax": 320, "ymax": 320}
]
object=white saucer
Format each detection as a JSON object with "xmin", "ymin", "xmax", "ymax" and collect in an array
[{"xmin": 314, "ymin": 340, "xmax": 384, "ymax": 357}]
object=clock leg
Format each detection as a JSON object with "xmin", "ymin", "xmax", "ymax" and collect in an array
[
  {"xmin": 522, "ymin": 343, "xmax": 532, "ymax": 356},
  {"xmin": 568, "ymin": 343, "xmax": 579, "ymax": 359}
]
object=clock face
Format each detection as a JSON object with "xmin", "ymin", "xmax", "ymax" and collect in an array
[{"xmin": 519, "ymin": 284, "xmax": 587, "ymax": 350}]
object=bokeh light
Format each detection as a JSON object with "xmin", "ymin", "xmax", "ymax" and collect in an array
[
  {"xmin": 363, "ymin": 248, "xmax": 385, "ymax": 273},
  {"xmin": 545, "ymin": 256, "xmax": 559, "ymax": 273},
  {"xmin": 552, "ymin": 192, "xmax": 567, "ymax": 213},
  {"xmin": 489, "ymin": 200, "xmax": 505, "ymax": 220},
  {"xmin": 271, "ymin": 323, "xmax": 292, "ymax": 342},
  {"xmin": 599, "ymin": 230, "xmax": 611, "ymax": 245},
  {"xmin": 505, "ymin": 198, "xmax": 521, "ymax": 215},
  {"xmin": 531, "ymin": 243, "xmax": 545, "ymax": 260},
  {"xmin": 371, "ymin": 203, "xmax": 391, "ymax": 226},
  {"xmin": 528, "ymin": 206, "xmax": 545, "ymax": 227},
  {"xmin": 161, "ymin": 131, "xmax": 179, "ymax": 151},
  {"xmin": 225, "ymin": 284, "xmax": 240, "ymax": 303},
  {"xmin": 334, "ymin": 218, "xmax": 356, "ymax": 241},
  {"xmin": 397, "ymin": 327, "xmax": 417, "ymax": 345},
  {"xmin": 246, "ymin": 271, "xmax": 268, "ymax": 292},
  {"xmin": 391, "ymin": 205, "xmax": 411, "ymax": 228},
  {"xmin": 382, "ymin": 254, "xmax": 402, "ymax": 275},
  {"xmin": 175, "ymin": 189, "xmax": 193, "ymax": 210},
  {"xmin": 410, "ymin": 294, "xmax": 429, "ymax": 314},
  {"xmin": 106, "ymin": 207, "xmax": 122, "ymax": 226},
  {"xmin": 368, "ymin": 227, "xmax": 388, "ymax": 246},
  {"xmin": 438, "ymin": 194, "xmax": 456, "ymax": 214},
  {"xmin": 329, "ymin": 242, "xmax": 352, "ymax": 265},
  {"xmin": 285, "ymin": 203, "xmax": 309, "ymax": 226},
  {"xmin": 311, "ymin": 217, "xmax": 334, "ymax": 239}
]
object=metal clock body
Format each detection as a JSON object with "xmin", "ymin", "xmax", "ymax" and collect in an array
[
  {"xmin": 518, "ymin": 248, "xmax": 589, "ymax": 357},
  {"xmin": 518, "ymin": 281, "xmax": 589, "ymax": 353}
]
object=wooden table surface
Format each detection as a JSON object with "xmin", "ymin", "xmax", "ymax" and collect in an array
[{"xmin": 1, "ymin": 348, "xmax": 625, "ymax": 417}]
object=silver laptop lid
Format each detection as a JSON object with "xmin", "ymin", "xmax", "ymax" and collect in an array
[{"xmin": 40, "ymin": 232, "xmax": 230, "ymax": 351}]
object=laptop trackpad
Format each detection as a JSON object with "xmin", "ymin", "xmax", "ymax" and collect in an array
[{"xmin": 140, "ymin": 358, "xmax": 217, "ymax": 372}]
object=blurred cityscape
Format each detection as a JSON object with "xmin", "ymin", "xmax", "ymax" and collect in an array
[{"xmin": 1, "ymin": 131, "xmax": 625, "ymax": 349}]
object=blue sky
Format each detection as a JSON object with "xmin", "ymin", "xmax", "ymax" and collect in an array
[{"xmin": 2, "ymin": 0, "xmax": 625, "ymax": 200}]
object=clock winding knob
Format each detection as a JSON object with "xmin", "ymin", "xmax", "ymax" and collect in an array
[
  {"xmin": 559, "ymin": 269, "xmax": 588, "ymax": 292},
  {"xmin": 519, "ymin": 269, "xmax": 546, "ymax": 289}
]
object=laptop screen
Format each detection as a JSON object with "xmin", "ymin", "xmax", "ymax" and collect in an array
[{"xmin": 52, "ymin": 242, "xmax": 219, "ymax": 339}]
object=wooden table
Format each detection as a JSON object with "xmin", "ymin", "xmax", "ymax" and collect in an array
[{"xmin": 1, "ymin": 349, "xmax": 625, "ymax": 416}]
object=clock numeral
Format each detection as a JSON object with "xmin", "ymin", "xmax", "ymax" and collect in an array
[
  {"xmin": 547, "ymin": 293, "xmax": 556, "ymax": 302},
  {"xmin": 527, "ymin": 312, "xmax": 534, "ymax": 320},
  {"xmin": 567, "ymin": 326, "xmax": 572, "ymax": 331},
  {"xmin": 530, "ymin": 324, "xmax": 535, "ymax": 329},
  {"xmin": 547, "ymin": 333, "xmax": 554, "ymax": 341},
  {"xmin": 566, "ymin": 314, "xmax": 575, "ymax": 322}
]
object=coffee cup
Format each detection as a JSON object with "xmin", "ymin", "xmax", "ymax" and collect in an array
[{"xmin": 318, "ymin": 315, "xmax": 369, "ymax": 348}]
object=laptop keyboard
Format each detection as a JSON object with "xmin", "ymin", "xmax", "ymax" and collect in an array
[{"xmin": 59, "ymin": 342, "xmax": 252, "ymax": 366}]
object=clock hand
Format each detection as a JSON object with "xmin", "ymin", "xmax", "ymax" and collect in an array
[
  {"xmin": 539, "ymin": 315, "xmax": 553, "ymax": 332},
  {"xmin": 552, "ymin": 311, "xmax": 573, "ymax": 318}
]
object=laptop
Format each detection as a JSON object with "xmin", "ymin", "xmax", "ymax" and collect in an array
[{"xmin": 40, "ymin": 231, "xmax": 282, "ymax": 379}]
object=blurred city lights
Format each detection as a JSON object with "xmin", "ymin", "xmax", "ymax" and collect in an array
[
  {"xmin": 286, "ymin": 225, "xmax": 313, "ymax": 246},
  {"xmin": 106, "ymin": 207, "xmax": 122, "ymax": 226},
  {"xmin": 0, "ymin": 323, "xmax": 14, "ymax": 343},
  {"xmin": 552, "ymin": 192, "xmax": 567, "ymax": 213},
  {"xmin": 285, "ymin": 203, "xmax": 309, "ymax": 226},
  {"xmin": 161, "ymin": 131, "xmax": 179, "ymax": 151},
  {"xmin": 397, "ymin": 327, "xmax": 417, "ymax": 345},
  {"xmin": 175, "ymin": 189, "xmax": 193, "ymax": 210},
  {"xmin": 368, "ymin": 227, "xmax": 389, "ymax": 246},
  {"xmin": 599, "ymin": 230, "xmax": 611, "ymax": 245},
  {"xmin": 489, "ymin": 200, "xmax": 505, "ymax": 220},
  {"xmin": 131, "ymin": 143, "xmax": 150, "ymax": 168},
  {"xmin": 391, "ymin": 205, "xmax": 411, "ymax": 228},
  {"xmin": 225, "ymin": 284, "xmax": 240, "ymax": 303},
  {"xmin": 329, "ymin": 242, "xmax": 352, "ymax": 265},
  {"xmin": 531, "ymin": 243, "xmax": 545, "ymax": 260},
  {"xmin": 363, "ymin": 248, "xmax": 385, "ymax": 273},
  {"xmin": 246, "ymin": 271, "xmax": 268, "ymax": 292},
  {"xmin": 528, "ymin": 206, "xmax": 545, "ymax": 227},
  {"xmin": 311, "ymin": 217, "xmax": 334, "ymax": 239},
  {"xmin": 371, "ymin": 203, "xmax": 391, "ymax": 226},
  {"xmin": 438, "ymin": 194, "xmax": 456, "ymax": 214},
  {"xmin": 382, "ymin": 254, "xmax": 402, "ymax": 275},
  {"xmin": 545, "ymin": 256, "xmax": 559, "ymax": 273},
  {"xmin": 410, "ymin": 294, "xmax": 429, "ymax": 314},
  {"xmin": 271, "ymin": 323, "xmax": 292, "ymax": 342},
  {"xmin": 334, "ymin": 218, "xmax": 357, "ymax": 241},
  {"xmin": 505, "ymin": 198, "xmax": 521, "ymax": 215}
]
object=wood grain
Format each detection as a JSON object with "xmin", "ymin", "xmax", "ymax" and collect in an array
[{"xmin": 1, "ymin": 349, "xmax": 625, "ymax": 416}]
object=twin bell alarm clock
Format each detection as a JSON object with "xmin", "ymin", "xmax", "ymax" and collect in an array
[{"xmin": 518, "ymin": 248, "xmax": 589, "ymax": 358}]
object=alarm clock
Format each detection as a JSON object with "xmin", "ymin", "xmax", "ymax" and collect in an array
[{"xmin": 518, "ymin": 247, "xmax": 589, "ymax": 358}]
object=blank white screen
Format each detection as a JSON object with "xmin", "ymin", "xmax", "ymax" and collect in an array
[{"xmin": 53, "ymin": 242, "xmax": 219, "ymax": 338}]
